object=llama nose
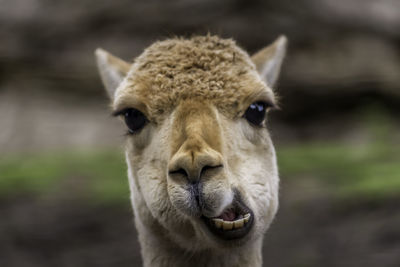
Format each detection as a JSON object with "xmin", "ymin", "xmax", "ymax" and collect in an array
[
  {"xmin": 168, "ymin": 141, "xmax": 223, "ymax": 182},
  {"xmin": 169, "ymin": 163, "xmax": 224, "ymax": 182}
]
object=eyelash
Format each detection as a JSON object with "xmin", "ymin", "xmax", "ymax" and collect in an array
[{"xmin": 112, "ymin": 109, "xmax": 128, "ymax": 117}]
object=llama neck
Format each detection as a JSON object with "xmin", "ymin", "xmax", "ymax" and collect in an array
[{"xmin": 135, "ymin": 218, "xmax": 263, "ymax": 267}]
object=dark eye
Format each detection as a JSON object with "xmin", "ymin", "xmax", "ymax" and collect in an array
[
  {"xmin": 123, "ymin": 108, "xmax": 148, "ymax": 134},
  {"xmin": 244, "ymin": 102, "xmax": 268, "ymax": 126}
]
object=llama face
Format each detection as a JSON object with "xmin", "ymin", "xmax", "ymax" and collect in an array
[{"xmin": 96, "ymin": 35, "xmax": 286, "ymax": 251}]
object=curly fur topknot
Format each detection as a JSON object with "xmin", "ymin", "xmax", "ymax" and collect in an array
[{"xmin": 121, "ymin": 35, "xmax": 268, "ymax": 121}]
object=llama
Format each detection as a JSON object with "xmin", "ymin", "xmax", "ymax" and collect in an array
[{"xmin": 95, "ymin": 35, "xmax": 287, "ymax": 267}]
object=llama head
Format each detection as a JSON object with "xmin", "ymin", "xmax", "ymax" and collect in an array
[{"xmin": 95, "ymin": 35, "xmax": 287, "ymax": 250}]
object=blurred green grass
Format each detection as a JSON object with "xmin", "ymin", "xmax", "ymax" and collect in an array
[
  {"xmin": 0, "ymin": 151, "xmax": 129, "ymax": 204},
  {"xmin": 279, "ymin": 108, "xmax": 400, "ymax": 200},
  {"xmin": 1, "ymin": 139, "xmax": 399, "ymax": 204},
  {"xmin": 1, "ymin": 109, "xmax": 399, "ymax": 203},
  {"xmin": 278, "ymin": 142, "xmax": 400, "ymax": 198}
]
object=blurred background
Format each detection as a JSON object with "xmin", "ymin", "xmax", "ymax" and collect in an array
[{"xmin": 0, "ymin": 0, "xmax": 399, "ymax": 266}]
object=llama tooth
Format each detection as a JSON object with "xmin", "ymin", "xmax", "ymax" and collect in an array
[
  {"xmin": 222, "ymin": 221, "xmax": 233, "ymax": 231},
  {"xmin": 244, "ymin": 213, "xmax": 251, "ymax": 223},
  {"xmin": 233, "ymin": 218, "xmax": 244, "ymax": 229},
  {"xmin": 213, "ymin": 218, "xmax": 223, "ymax": 229}
]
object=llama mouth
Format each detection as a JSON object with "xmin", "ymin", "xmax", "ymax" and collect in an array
[{"xmin": 201, "ymin": 198, "xmax": 254, "ymax": 240}]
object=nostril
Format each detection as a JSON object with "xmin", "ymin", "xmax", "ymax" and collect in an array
[
  {"xmin": 200, "ymin": 164, "xmax": 223, "ymax": 178},
  {"xmin": 169, "ymin": 164, "xmax": 223, "ymax": 181},
  {"xmin": 168, "ymin": 168, "xmax": 188, "ymax": 178}
]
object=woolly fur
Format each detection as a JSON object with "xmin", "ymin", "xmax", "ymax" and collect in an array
[{"xmin": 97, "ymin": 35, "xmax": 286, "ymax": 267}]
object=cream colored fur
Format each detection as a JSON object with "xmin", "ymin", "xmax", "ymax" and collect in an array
[{"xmin": 95, "ymin": 35, "xmax": 287, "ymax": 267}]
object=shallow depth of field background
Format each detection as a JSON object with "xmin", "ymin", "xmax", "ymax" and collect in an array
[{"xmin": 1, "ymin": 0, "xmax": 399, "ymax": 266}]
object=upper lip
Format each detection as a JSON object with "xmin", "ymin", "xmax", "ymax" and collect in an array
[{"xmin": 201, "ymin": 193, "xmax": 254, "ymax": 240}]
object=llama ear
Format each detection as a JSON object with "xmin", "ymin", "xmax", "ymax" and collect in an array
[
  {"xmin": 95, "ymin": 48, "xmax": 131, "ymax": 99},
  {"xmin": 251, "ymin": 35, "xmax": 288, "ymax": 87}
]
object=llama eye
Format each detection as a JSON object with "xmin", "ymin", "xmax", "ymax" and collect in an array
[
  {"xmin": 123, "ymin": 108, "xmax": 148, "ymax": 134},
  {"xmin": 244, "ymin": 102, "xmax": 268, "ymax": 126}
]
